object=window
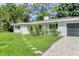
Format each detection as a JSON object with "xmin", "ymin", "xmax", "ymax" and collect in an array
[
  {"xmin": 16, "ymin": 25, "xmax": 20, "ymax": 29},
  {"xmin": 49, "ymin": 24, "xmax": 58, "ymax": 29}
]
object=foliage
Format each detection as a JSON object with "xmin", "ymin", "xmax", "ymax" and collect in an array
[
  {"xmin": 2, "ymin": 20, "xmax": 10, "ymax": 31},
  {"xmin": 24, "ymin": 34, "xmax": 60, "ymax": 52},
  {"xmin": 50, "ymin": 29, "xmax": 59, "ymax": 36},
  {"xmin": 31, "ymin": 25, "xmax": 41, "ymax": 36},
  {"xmin": 0, "ymin": 3, "xmax": 30, "ymax": 32},
  {"xmin": 49, "ymin": 24, "xmax": 59, "ymax": 36},
  {"xmin": 57, "ymin": 3, "xmax": 79, "ymax": 18},
  {"xmin": 0, "ymin": 32, "xmax": 35, "ymax": 56},
  {"xmin": 0, "ymin": 32, "xmax": 60, "ymax": 55},
  {"xmin": 0, "ymin": 3, "xmax": 79, "ymax": 32},
  {"xmin": 15, "ymin": 4, "xmax": 30, "ymax": 22},
  {"xmin": 30, "ymin": 3, "xmax": 50, "ymax": 21}
]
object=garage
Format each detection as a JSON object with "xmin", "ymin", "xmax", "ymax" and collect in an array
[{"xmin": 67, "ymin": 23, "xmax": 79, "ymax": 36}]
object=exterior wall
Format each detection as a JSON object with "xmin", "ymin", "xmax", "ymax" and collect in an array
[
  {"xmin": 41, "ymin": 23, "xmax": 51, "ymax": 35},
  {"xmin": 44, "ymin": 16, "xmax": 49, "ymax": 21},
  {"xmin": 41, "ymin": 23, "xmax": 50, "ymax": 32},
  {"xmin": 14, "ymin": 22, "xmax": 67, "ymax": 36},
  {"xmin": 14, "ymin": 29, "xmax": 21, "ymax": 33},
  {"xmin": 58, "ymin": 22, "xmax": 67, "ymax": 36},
  {"xmin": 42, "ymin": 16, "xmax": 50, "ymax": 32},
  {"xmin": 20, "ymin": 25, "xmax": 30, "ymax": 35},
  {"xmin": 14, "ymin": 25, "xmax": 21, "ymax": 33}
]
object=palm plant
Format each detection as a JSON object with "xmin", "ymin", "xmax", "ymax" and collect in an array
[{"xmin": 0, "ymin": 3, "xmax": 30, "ymax": 32}]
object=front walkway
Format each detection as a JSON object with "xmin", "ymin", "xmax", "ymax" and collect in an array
[{"xmin": 42, "ymin": 37, "xmax": 79, "ymax": 56}]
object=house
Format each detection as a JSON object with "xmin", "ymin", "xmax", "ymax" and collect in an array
[{"xmin": 11, "ymin": 17, "xmax": 79, "ymax": 37}]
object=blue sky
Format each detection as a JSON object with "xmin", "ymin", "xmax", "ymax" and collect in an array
[{"xmin": 29, "ymin": 14, "xmax": 37, "ymax": 21}]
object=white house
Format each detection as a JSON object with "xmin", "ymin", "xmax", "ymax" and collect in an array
[{"xmin": 11, "ymin": 17, "xmax": 79, "ymax": 37}]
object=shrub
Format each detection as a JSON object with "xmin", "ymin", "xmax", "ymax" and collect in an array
[
  {"xmin": 31, "ymin": 25, "xmax": 41, "ymax": 36},
  {"xmin": 50, "ymin": 29, "xmax": 59, "ymax": 36}
]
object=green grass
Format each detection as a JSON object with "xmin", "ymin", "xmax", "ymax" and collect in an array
[
  {"xmin": 0, "ymin": 32, "xmax": 60, "ymax": 56},
  {"xmin": 24, "ymin": 35, "xmax": 60, "ymax": 52}
]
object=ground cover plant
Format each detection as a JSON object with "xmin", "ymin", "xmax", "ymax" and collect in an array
[{"xmin": 0, "ymin": 32, "xmax": 60, "ymax": 56}]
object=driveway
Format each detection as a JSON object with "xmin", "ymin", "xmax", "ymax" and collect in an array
[{"xmin": 42, "ymin": 37, "xmax": 79, "ymax": 56}]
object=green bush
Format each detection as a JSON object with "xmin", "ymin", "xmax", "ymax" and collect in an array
[
  {"xmin": 50, "ymin": 29, "xmax": 59, "ymax": 36},
  {"xmin": 31, "ymin": 25, "xmax": 41, "ymax": 36},
  {"xmin": 0, "ymin": 20, "xmax": 13, "ymax": 32}
]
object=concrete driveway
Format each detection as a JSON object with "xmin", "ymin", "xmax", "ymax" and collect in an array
[{"xmin": 42, "ymin": 37, "xmax": 79, "ymax": 56}]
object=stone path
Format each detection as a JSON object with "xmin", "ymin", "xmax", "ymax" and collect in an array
[
  {"xmin": 42, "ymin": 37, "xmax": 79, "ymax": 56},
  {"xmin": 22, "ymin": 37, "xmax": 43, "ymax": 55}
]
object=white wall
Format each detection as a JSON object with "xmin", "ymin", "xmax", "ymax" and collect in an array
[
  {"xmin": 42, "ymin": 24, "xmax": 49, "ymax": 30},
  {"xmin": 14, "ymin": 29, "xmax": 21, "ymax": 33},
  {"xmin": 14, "ymin": 25, "xmax": 21, "ymax": 33},
  {"xmin": 14, "ymin": 25, "xmax": 30, "ymax": 35},
  {"xmin": 58, "ymin": 22, "xmax": 67, "ymax": 36},
  {"xmin": 20, "ymin": 25, "xmax": 30, "ymax": 35},
  {"xmin": 44, "ymin": 16, "xmax": 49, "ymax": 20}
]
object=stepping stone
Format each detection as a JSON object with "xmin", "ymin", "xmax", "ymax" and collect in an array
[
  {"xmin": 34, "ymin": 50, "xmax": 43, "ymax": 54},
  {"xmin": 28, "ymin": 45, "xmax": 33, "ymax": 47},
  {"xmin": 31, "ymin": 47, "xmax": 37, "ymax": 50}
]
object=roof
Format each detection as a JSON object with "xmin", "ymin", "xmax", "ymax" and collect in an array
[{"xmin": 11, "ymin": 17, "xmax": 79, "ymax": 25}]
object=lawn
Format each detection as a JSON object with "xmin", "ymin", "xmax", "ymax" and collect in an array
[{"xmin": 0, "ymin": 32, "xmax": 60, "ymax": 56}]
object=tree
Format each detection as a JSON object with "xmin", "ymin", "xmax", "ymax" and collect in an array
[
  {"xmin": 29, "ymin": 3, "xmax": 50, "ymax": 21},
  {"xmin": 57, "ymin": 3, "xmax": 79, "ymax": 18},
  {"xmin": 0, "ymin": 3, "xmax": 30, "ymax": 32},
  {"xmin": 31, "ymin": 25, "xmax": 41, "ymax": 36},
  {"xmin": 15, "ymin": 3, "xmax": 30, "ymax": 22},
  {"xmin": 50, "ymin": 4, "xmax": 59, "ymax": 19},
  {"xmin": 0, "ymin": 3, "xmax": 16, "ymax": 31}
]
